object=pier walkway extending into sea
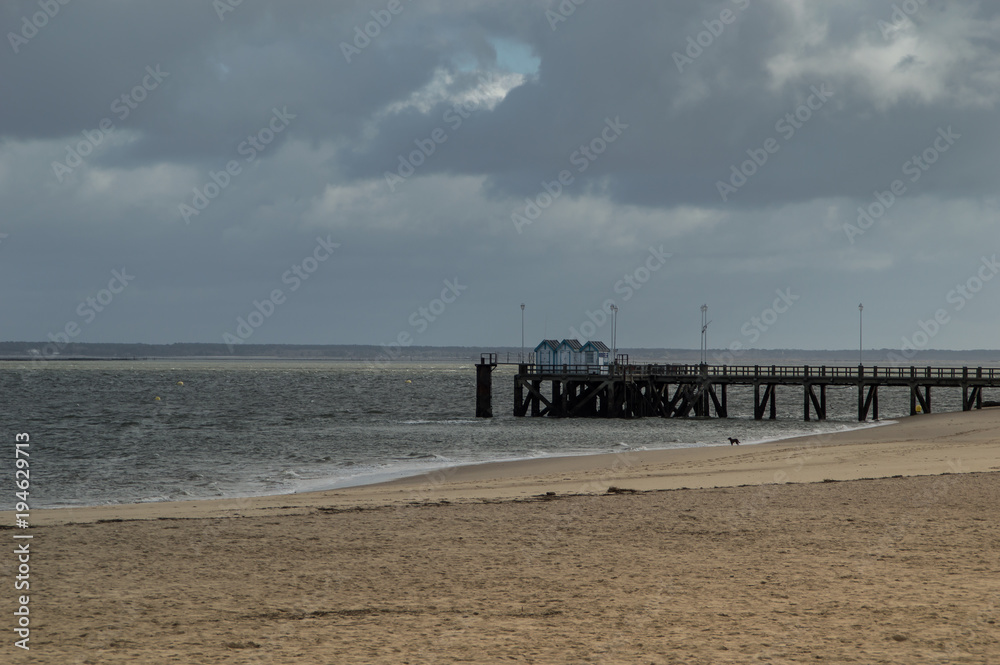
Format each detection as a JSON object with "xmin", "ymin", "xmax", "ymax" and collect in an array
[{"xmin": 474, "ymin": 355, "xmax": 1000, "ymax": 421}]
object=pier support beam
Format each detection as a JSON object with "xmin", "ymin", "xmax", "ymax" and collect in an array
[
  {"xmin": 858, "ymin": 384, "xmax": 879, "ymax": 421},
  {"xmin": 476, "ymin": 354, "xmax": 497, "ymax": 418},
  {"xmin": 514, "ymin": 382, "xmax": 524, "ymax": 416},
  {"xmin": 962, "ymin": 385, "xmax": 983, "ymax": 411},
  {"xmin": 666, "ymin": 383, "xmax": 692, "ymax": 417},
  {"xmin": 754, "ymin": 383, "xmax": 776, "ymax": 420},
  {"xmin": 514, "ymin": 372, "xmax": 552, "ymax": 417},
  {"xmin": 709, "ymin": 384, "xmax": 727, "ymax": 418},
  {"xmin": 551, "ymin": 380, "xmax": 564, "ymax": 417},
  {"xmin": 566, "ymin": 380, "xmax": 610, "ymax": 417},
  {"xmin": 910, "ymin": 385, "xmax": 931, "ymax": 415},
  {"xmin": 513, "ymin": 365, "xmax": 526, "ymax": 417},
  {"xmin": 804, "ymin": 383, "xmax": 827, "ymax": 421}
]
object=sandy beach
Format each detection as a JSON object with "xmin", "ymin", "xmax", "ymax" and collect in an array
[{"xmin": 6, "ymin": 408, "xmax": 1000, "ymax": 663}]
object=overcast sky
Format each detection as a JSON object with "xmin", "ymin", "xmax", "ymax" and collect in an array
[{"xmin": 2, "ymin": 0, "xmax": 999, "ymax": 353}]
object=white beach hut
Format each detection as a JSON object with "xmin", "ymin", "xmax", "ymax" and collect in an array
[
  {"xmin": 555, "ymin": 339, "xmax": 584, "ymax": 367},
  {"xmin": 534, "ymin": 340, "xmax": 559, "ymax": 368},
  {"xmin": 580, "ymin": 341, "xmax": 610, "ymax": 366}
]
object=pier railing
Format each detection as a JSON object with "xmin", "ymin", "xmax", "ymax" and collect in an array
[
  {"xmin": 516, "ymin": 363, "xmax": 999, "ymax": 381},
  {"xmin": 521, "ymin": 364, "xmax": 611, "ymax": 377},
  {"xmin": 705, "ymin": 365, "xmax": 998, "ymax": 380}
]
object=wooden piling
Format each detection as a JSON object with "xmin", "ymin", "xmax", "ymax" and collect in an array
[{"xmin": 475, "ymin": 354, "xmax": 497, "ymax": 418}]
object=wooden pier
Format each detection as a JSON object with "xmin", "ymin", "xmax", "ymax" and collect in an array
[{"xmin": 474, "ymin": 356, "xmax": 1000, "ymax": 421}]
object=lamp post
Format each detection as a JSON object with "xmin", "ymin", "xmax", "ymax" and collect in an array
[
  {"xmin": 610, "ymin": 304, "xmax": 619, "ymax": 364},
  {"xmin": 520, "ymin": 303, "xmax": 525, "ymax": 363},
  {"xmin": 858, "ymin": 303, "xmax": 863, "ymax": 366},
  {"xmin": 700, "ymin": 304, "xmax": 709, "ymax": 365}
]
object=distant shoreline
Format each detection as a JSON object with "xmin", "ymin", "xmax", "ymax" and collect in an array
[
  {"xmin": 0, "ymin": 356, "xmax": 478, "ymax": 362},
  {"xmin": 2, "ymin": 341, "xmax": 1000, "ymax": 366}
]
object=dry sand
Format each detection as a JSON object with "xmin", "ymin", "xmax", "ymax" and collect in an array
[{"xmin": 5, "ymin": 409, "xmax": 1000, "ymax": 663}]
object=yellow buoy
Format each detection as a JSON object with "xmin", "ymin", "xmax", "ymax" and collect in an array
[
  {"xmin": 154, "ymin": 396, "xmax": 161, "ymax": 401},
  {"xmin": 405, "ymin": 379, "xmax": 412, "ymax": 384},
  {"xmin": 177, "ymin": 381, "xmax": 184, "ymax": 386},
  {"xmin": 915, "ymin": 405, "xmax": 922, "ymax": 413}
]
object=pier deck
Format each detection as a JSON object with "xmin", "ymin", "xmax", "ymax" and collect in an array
[{"xmin": 475, "ymin": 358, "xmax": 1000, "ymax": 421}]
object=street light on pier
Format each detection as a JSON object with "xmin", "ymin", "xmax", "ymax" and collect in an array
[
  {"xmin": 610, "ymin": 304, "xmax": 619, "ymax": 364},
  {"xmin": 700, "ymin": 304, "xmax": 710, "ymax": 365},
  {"xmin": 858, "ymin": 303, "xmax": 864, "ymax": 365},
  {"xmin": 520, "ymin": 303, "xmax": 525, "ymax": 363}
]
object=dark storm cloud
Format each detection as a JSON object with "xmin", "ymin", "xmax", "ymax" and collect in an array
[
  {"xmin": 0, "ymin": 0, "xmax": 530, "ymax": 162},
  {"xmin": 1, "ymin": 0, "xmax": 999, "ymax": 349},
  {"xmin": 341, "ymin": 0, "xmax": 1000, "ymax": 208}
]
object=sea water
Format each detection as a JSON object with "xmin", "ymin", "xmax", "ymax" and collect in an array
[{"xmin": 0, "ymin": 359, "xmax": 988, "ymax": 509}]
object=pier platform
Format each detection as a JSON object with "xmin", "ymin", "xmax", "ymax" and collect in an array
[{"xmin": 475, "ymin": 356, "xmax": 1000, "ymax": 421}]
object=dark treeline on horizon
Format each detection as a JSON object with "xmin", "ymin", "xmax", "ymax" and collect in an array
[{"xmin": 1, "ymin": 342, "xmax": 999, "ymax": 365}]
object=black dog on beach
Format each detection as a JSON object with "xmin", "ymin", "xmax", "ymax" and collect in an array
[{"xmin": 727, "ymin": 437, "xmax": 740, "ymax": 445}]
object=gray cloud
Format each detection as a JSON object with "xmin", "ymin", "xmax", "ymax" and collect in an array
[{"xmin": 2, "ymin": 0, "xmax": 999, "ymax": 351}]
